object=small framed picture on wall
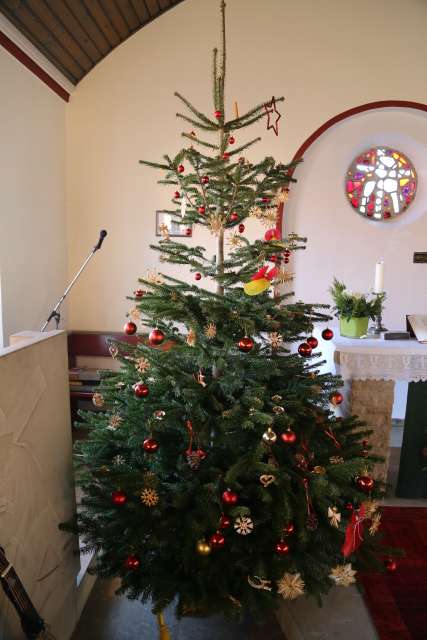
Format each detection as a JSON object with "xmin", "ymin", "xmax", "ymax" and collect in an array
[{"xmin": 155, "ymin": 211, "xmax": 192, "ymax": 237}]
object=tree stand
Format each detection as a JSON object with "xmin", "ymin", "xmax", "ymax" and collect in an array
[{"xmin": 157, "ymin": 612, "xmax": 171, "ymax": 640}]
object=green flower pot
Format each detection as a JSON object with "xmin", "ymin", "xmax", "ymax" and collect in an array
[{"xmin": 339, "ymin": 316, "xmax": 369, "ymax": 338}]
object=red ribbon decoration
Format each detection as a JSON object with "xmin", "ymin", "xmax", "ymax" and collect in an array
[
  {"xmin": 342, "ymin": 504, "xmax": 366, "ymax": 557},
  {"xmin": 251, "ymin": 265, "xmax": 278, "ymax": 281},
  {"xmin": 323, "ymin": 427, "xmax": 342, "ymax": 449}
]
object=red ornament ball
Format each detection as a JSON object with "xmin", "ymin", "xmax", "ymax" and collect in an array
[
  {"xmin": 201, "ymin": 175, "xmax": 209, "ymax": 184},
  {"xmin": 195, "ymin": 273, "xmax": 202, "ymax": 281},
  {"xmin": 174, "ymin": 190, "xmax": 181, "ymax": 199},
  {"xmin": 356, "ymin": 475, "xmax": 375, "ymax": 493},
  {"xmin": 322, "ymin": 328, "xmax": 334, "ymax": 341},
  {"xmin": 134, "ymin": 289, "xmax": 144, "ymax": 299},
  {"xmin": 134, "ymin": 382, "xmax": 149, "ymax": 398},
  {"xmin": 124, "ymin": 554, "xmax": 140, "ymax": 570},
  {"xmin": 228, "ymin": 136, "xmax": 235, "ymax": 144},
  {"xmin": 112, "ymin": 490, "xmax": 127, "ymax": 506},
  {"xmin": 238, "ymin": 336, "xmax": 254, "ymax": 353},
  {"xmin": 222, "ymin": 489, "xmax": 239, "ymax": 505},
  {"xmin": 195, "ymin": 447, "xmax": 208, "ymax": 460},
  {"xmin": 219, "ymin": 514, "xmax": 232, "ymax": 529},
  {"xmin": 214, "ymin": 110, "xmax": 222, "ymax": 119},
  {"xmin": 298, "ymin": 342, "xmax": 312, "ymax": 357},
  {"xmin": 275, "ymin": 540, "xmax": 290, "ymax": 555},
  {"xmin": 223, "ymin": 152, "xmax": 230, "ymax": 160},
  {"xmin": 238, "ymin": 223, "xmax": 245, "ymax": 233},
  {"xmin": 143, "ymin": 438, "xmax": 159, "ymax": 454},
  {"xmin": 329, "ymin": 391, "xmax": 343, "ymax": 406},
  {"xmin": 124, "ymin": 321, "xmax": 137, "ymax": 336},
  {"xmin": 185, "ymin": 228, "xmax": 192, "ymax": 237},
  {"xmin": 262, "ymin": 197, "xmax": 271, "ymax": 203},
  {"xmin": 384, "ymin": 558, "xmax": 397, "ymax": 572},
  {"xmin": 210, "ymin": 531, "xmax": 225, "ymax": 549},
  {"xmin": 230, "ymin": 212, "xmax": 239, "ymax": 222},
  {"xmin": 264, "ymin": 228, "xmax": 280, "ymax": 241},
  {"xmin": 283, "ymin": 250, "xmax": 291, "ymax": 257},
  {"xmin": 307, "ymin": 336, "xmax": 318, "ymax": 349},
  {"xmin": 281, "ymin": 429, "xmax": 297, "ymax": 444},
  {"xmin": 283, "ymin": 522, "xmax": 295, "ymax": 536},
  {"xmin": 177, "ymin": 164, "xmax": 185, "ymax": 173},
  {"xmin": 345, "ymin": 502, "xmax": 354, "ymax": 511},
  {"xmin": 198, "ymin": 206, "xmax": 206, "ymax": 214},
  {"xmin": 149, "ymin": 328, "xmax": 165, "ymax": 346}
]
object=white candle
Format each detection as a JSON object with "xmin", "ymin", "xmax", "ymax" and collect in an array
[
  {"xmin": 180, "ymin": 195, "xmax": 186, "ymax": 218},
  {"xmin": 374, "ymin": 261, "xmax": 384, "ymax": 293}
]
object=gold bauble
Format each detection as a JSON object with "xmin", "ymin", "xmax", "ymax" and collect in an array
[
  {"xmin": 262, "ymin": 427, "xmax": 277, "ymax": 444},
  {"xmin": 196, "ymin": 540, "xmax": 212, "ymax": 556}
]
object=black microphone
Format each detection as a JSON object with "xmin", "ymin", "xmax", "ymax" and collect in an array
[{"xmin": 93, "ymin": 229, "xmax": 107, "ymax": 252}]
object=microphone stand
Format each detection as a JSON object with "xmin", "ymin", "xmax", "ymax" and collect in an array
[{"xmin": 41, "ymin": 230, "xmax": 107, "ymax": 332}]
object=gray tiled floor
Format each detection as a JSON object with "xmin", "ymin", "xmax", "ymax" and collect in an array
[{"xmin": 72, "ymin": 577, "xmax": 285, "ymax": 640}]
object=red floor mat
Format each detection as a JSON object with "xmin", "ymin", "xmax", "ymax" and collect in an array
[{"xmin": 359, "ymin": 507, "xmax": 427, "ymax": 640}]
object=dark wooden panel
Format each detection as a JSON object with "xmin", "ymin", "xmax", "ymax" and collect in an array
[
  {"xmin": 129, "ymin": 0, "xmax": 151, "ymax": 22},
  {"xmin": 113, "ymin": 0, "xmax": 140, "ymax": 31},
  {"xmin": 144, "ymin": 0, "xmax": 161, "ymax": 18},
  {"xmin": 48, "ymin": 0, "xmax": 103, "ymax": 63},
  {"xmin": 64, "ymin": 0, "xmax": 111, "ymax": 56},
  {"xmin": 82, "ymin": 0, "xmax": 120, "ymax": 48},
  {"xmin": 158, "ymin": 0, "xmax": 171, "ymax": 10},
  {"xmin": 99, "ymin": 0, "xmax": 130, "ymax": 39}
]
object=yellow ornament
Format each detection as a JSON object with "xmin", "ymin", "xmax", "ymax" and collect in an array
[
  {"xmin": 244, "ymin": 278, "xmax": 270, "ymax": 296},
  {"xmin": 135, "ymin": 357, "xmax": 150, "ymax": 374},
  {"xmin": 196, "ymin": 540, "xmax": 212, "ymax": 556},
  {"xmin": 92, "ymin": 392, "xmax": 105, "ymax": 408},
  {"xmin": 328, "ymin": 506, "xmax": 341, "ymax": 528},
  {"xmin": 186, "ymin": 328, "xmax": 197, "ymax": 347},
  {"xmin": 369, "ymin": 512, "xmax": 382, "ymax": 535},
  {"xmin": 140, "ymin": 488, "xmax": 159, "ymax": 507},
  {"xmin": 204, "ymin": 323, "xmax": 217, "ymax": 340},
  {"xmin": 330, "ymin": 564, "xmax": 356, "ymax": 587},
  {"xmin": 277, "ymin": 572, "xmax": 305, "ymax": 600}
]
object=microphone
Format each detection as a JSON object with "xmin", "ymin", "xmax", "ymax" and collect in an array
[{"xmin": 93, "ymin": 229, "xmax": 107, "ymax": 252}]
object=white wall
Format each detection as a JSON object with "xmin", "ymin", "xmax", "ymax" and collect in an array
[
  {"xmin": 0, "ymin": 47, "xmax": 67, "ymax": 344},
  {"xmin": 65, "ymin": 0, "xmax": 427, "ymax": 330}
]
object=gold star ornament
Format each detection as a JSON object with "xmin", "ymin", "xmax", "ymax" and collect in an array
[
  {"xmin": 277, "ymin": 572, "xmax": 305, "ymax": 600},
  {"xmin": 330, "ymin": 564, "xmax": 356, "ymax": 587}
]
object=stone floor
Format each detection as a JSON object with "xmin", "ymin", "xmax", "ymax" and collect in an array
[{"xmin": 72, "ymin": 577, "xmax": 285, "ymax": 640}]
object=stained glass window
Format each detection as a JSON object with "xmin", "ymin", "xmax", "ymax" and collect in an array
[{"xmin": 345, "ymin": 147, "xmax": 417, "ymax": 221}]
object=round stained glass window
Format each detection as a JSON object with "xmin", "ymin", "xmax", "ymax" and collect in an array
[{"xmin": 345, "ymin": 147, "xmax": 417, "ymax": 221}]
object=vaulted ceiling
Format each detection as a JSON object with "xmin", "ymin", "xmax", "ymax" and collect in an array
[{"xmin": 0, "ymin": 0, "xmax": 184, "ymax": 84}]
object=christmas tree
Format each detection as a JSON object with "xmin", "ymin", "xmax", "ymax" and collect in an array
[{"xmin": 69, "ymin": 1, "xmax": 388, "ymax": 630}]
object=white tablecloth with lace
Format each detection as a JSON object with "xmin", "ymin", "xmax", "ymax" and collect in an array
[{"xmin": 333, "ymin": 336, "xmax": 427, "ymax": 382}]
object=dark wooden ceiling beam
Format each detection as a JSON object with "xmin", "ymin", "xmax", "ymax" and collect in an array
[
  {"xmin": 128, "ymin": 0, "xmax": 150, "ymax": 23},
  {"xmin": 63, "ymin": 0, "xmax": 111, "ymax": 57},
  {"xmin": 144, "ymin": 0, "xmax": 161, "ymax": 18},
  {"xmin": 99, "ymin": 0, "xmax": 130, "ymax": 40},
  {"xmin": 82, "ymin": 0, "xmax": 120, "ymax": 48},
  {"xmin": 113, "ymin": 0, "xmax": 140, "ymax": 32},
  {"xmin": 47, "ymin": 0, "xmax": 103, "ymax": 63}
]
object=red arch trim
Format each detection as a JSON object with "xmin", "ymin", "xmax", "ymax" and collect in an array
[{"xmin": 276, "ymin": 100, "xmax": 427, "ymax": 234}]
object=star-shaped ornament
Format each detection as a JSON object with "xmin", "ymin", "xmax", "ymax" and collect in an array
[{"xmin": 264, "ymin": 96, "xmax": 281, "ymax": 136}]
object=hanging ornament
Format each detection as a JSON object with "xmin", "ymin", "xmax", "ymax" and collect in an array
[
  {"xmin": 113, "ymin": 454, "xmax": 125, "ymax": 466},
  {"xmin": 222, "ymin": 489, "xmax": 239, "ymax": 505},
  {"xmin": 92, "ymin": 392, "xmax": 105, "ymax": 408},
  {"xmin": 243, "ymin": 265, "xmax": 277, "ymax": 296},
  {"xmin": 219, "ymin": 514, "xmax": 232, "ymax": 529},
  {"xmin": 329, "ymin": 455, "xmax": 344, "ymax": 465},
  {"xmin": 186, "ymin": 451, "xmax": 202, "ymax": 469},
  {"xmin": 264, "ymin": 228, "xmax": 281, "ymax": 241},
  {"xmin": 198, "ymin": 205, "xmax": 206, "ymax": 214},
  {"xmin": 272, "ymin": 405, "xmax": 285, "ymax": 415},
  {"xmin": 260, "ymin": 474, "xmax": 275, "ymax": 487},
  {"xmin": 109, "ymin": 344, "xmax": 119, "ymax": 358},
  {"xmin": 228, "ymin": 136, "xmax": 235, "ymax": 144},
  {"xmin": 143, "ymin": 438, "xmax": 159, "ymax": 453},
  {"xmin": 210, "ymin": 531, "xmax": 225, "ymax": 549},
  {"xmin": 328, "ymin": 506, "xmax": 341, "ymax": 528},
  {"xmin": 196, "ymin": 540, "xmax": 212, "ymax": 556},
  {"xmin": 342, "ymin": 504, "xmax": 366, "ymax": 557},
  {"xmin": 247, "ymin": 575, "xmax": 272, "ymax": 591},
  {"xmin": 195, "ymin": 447, "xmax": 207, "ymax": 461},
  {"xmin": 275, "ymin": 540, "xmax": 290, "ymax": 555},
  {"xmin": 384, "ymin": 558, "xmax": 397, "ymax": 572},
  {"xmin": 186, "ymin": 328, "xmax": 196, "ymax": 347},
  {"xmin": 177, "ymin": 164, "xmax": 185, "ymax": 173},
  {"xmin": 124, "ymin": 554, "xmax": 140, "ymax": 570},
  {"xmin": 330, "ymin": 564, "xmax": 356, "ymax": 587},
  {"xmin": 264, "ymin": 96, "xmax": 281, "ymax": 136},
  {"xmin": 271, "ymin": 394, "xmax": 283, "ymax": 402},
  {"xmin": 134, "ymin": 382, "xmax": 149, "ymax": 398},
  {"xmin": 135, "ymin": 357, "xmax": 150, "ymax": 374},
  {"xmin": 281, "ymin": 429, "xmax": 297, "ymax": 444},
  {"xmin": 269, "ymin": 332, "xmax": 283, "ymax": 349},
  {"xmin": 283, "ymin": 522, "xmax": 295, "ymax": 536},
  {"xmin": 149, "ymin": 328, "xmax": 165, "ymax": 346},
  {"xmin": 306, "ymin": 336, "xmax": 318, "ymax": 349},
  {"xmin": 362, "ymin": 499, "xmax": 379, "ymax": 518},
  {"xmin": 230, "ymin": 211, "xmax": 239, "ymax": 222},
  {"xmin": 124, "ymin": 321, "xmax": 137, "ymax": 336},
  {"xmin": 238, "ymin": 336, "xmax": 254, "ymax": 352},
  {"xmin": 368, "ymin": 512, "xmax": 381, "ymax": 535},
  {"xmin": 222, "ymin": 152, "xmax": 230, "ymax": 160},
  {"xmin": 194, "ymin": 273, "xmax": 202, "ymax": 281},
  {"xmin": 107, "ymin": 414, "xmax": 123, "ymax": 431},
  {"xmin": 154, "ymin": 409, "xmax": 166, "ymax": 420},
  {"xmin": 234, "ymin": 515, "xmax": 254, "ymax": 535},
  {"xmin": 134, "ymin": 289, "xmax": 145, "ymax": 299},
  {"xmin": 238, "ymin": 223, "xmax": 245, "ymax": 233},
  {"xmin": 262, "ymin": 427, "xmax": 277, "ymax": 444},
  {"xmin": 140, "ymin": 488, "xmax": 159, "ymax": 507},
  {"xmin": 214, "ymin": 110, "xmax": 222, "ymax": 119},
  {"xmin": 306, "ymin": 513, "xmax": 319, "ymax": 531},
  {"xmin": 277, "ymin": 573, "xmax": 305, "ymax": 600},
  {"xmin": 174, "ymin": 190, "xmax": 180, "ymax": 199},
  {"xmin": 329, "ymin": 391, "xmax": 343, "ymax": 406},
  {"xmin": 298, "ymin": 342, "xmax": 312, "ymax": 357},
  {"xmin": 185, "ymin": 228, "xmax": 192, "ymax": 237},
  {"xmin": 356, "ymin": 475, "xmax": 375, "ymax": 493},
  {"xmin": 204, "ymin": 322, "xmax": 217, "ymax": 340},
  {"xmin": 201, "ymin": 175, "xmax": 209, "ymax": 184},
  {"xmin": 180, "ymin": 197, "xmax": 187, "ymax": 218},
  {"xmin": 322, "ymin": 328, "xmax": 334, "ymax": 341},
  {"xmin": 111, "ymin": 490, "xmax": 127, "ymax": 506},
  {"xmin": 302, "ymin": 478, "xmax": 318, "ymax": 530}
]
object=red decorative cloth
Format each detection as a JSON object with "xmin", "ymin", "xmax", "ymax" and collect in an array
[{"xmin": 342, "ymin": 504, "xmax": 366, "ymax": 557}]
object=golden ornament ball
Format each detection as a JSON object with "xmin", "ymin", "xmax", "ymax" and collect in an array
[
  {"xmin": 262, "ymin": 427, "xmax": 277, "ymax": 444},
  {"xmin": 196, "ymin": 540, "xmax": 212, "ymax": 556}
]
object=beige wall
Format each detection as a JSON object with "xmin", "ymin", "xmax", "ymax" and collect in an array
[
  {"xmin": 0, "ymin": 48, "xmax": 67, "ymax": 345},
  {"xmin": 66, "ymin": 0, "xmax": 427, "ymax": 330}
]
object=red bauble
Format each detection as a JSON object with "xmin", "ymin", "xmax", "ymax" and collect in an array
[
  {"xmin": 198, "ymin": 206, "xmax": 206, "ymax": 214},
  {"xmin": 228, "ymin": 136, "xmax": 235, "ymax": 144},
  {"xmin": 307, "ymin": 336, "xmax": 318, "ymax": 349},
  {"xmin": 329, "ymin": 391, "xmax": 343, "ymax": 406},
  {"xmin": 214, "ymin": 110, "xmax": 222, "ymax": 119},
  {"xmin": 223, "ymin": 152, "xmax": 230, "ymax": 160},
  {"xmin": 322, "ymin": 328, "xmax": 334, "ymax": 341},
  {"xmin": 281, "ymin": 429, "xmax": 297, "ymax": 444},
  {"xmin": 134, "ymin": 382, "xmax": 149, "ymax": 398},
  {"xmin": 269, "ymin": 255, "xmax": 280, "ymax": 263},
  {"xmin": 112, "ymin": 490, "xmax": 127, "ymax": 506},
  {"xmin": 345, "ymin": 502, "xmax": 354, "ymax": 511},
  {"xmin": 149, "ymin": 328, "xmax": 165, "ymax": 346},
  {"xmin": 185, "ymin": 228, "xmax": 192, "ymax": 237},
  {"xmin": 230, "ymin": 212, "xmax": 239, "ymax": 222},
  {"xmin": 356, "ymin": 475, "xmax": 375, "ymax": 493},
  {"xmin": 238, "ymin": 223, "xmax": 245, "ymax": 233},
  {"xmin": 298, "ymin": 342, "xmax": 312, "ymax": 357},
  {"xmin": 195, "ymin": 273, "xmax": 202, "ymax": 281},
  {"xmin": 275, "ymin": 540, "xmax": 290, "ymax": 555},
  {"xmin": 384, "ymin": 558, "xmax": 397, "ymax": 572},
  {"xmin": 264, "ymin": 228, "xmax": 280, "ymax": 241},
  {"xmin": 124, "ymin": 554, "xmax": 140, "ymax": 570},
  {"xmin": 238, "ymin": 336, "xmax": 254, "ymax": 353},
  {"xmin": 177, "ymin": 164, "xmax": 185, "ymax": 173},
  {"xmin": 124, "ymin": 321, "xmax": 137, "ymax": 336},
  {"xmin": 195, "ymin": 448, "xmax": 207, "ymax": 460},
  {"xmin": 222, "ymin": 489, "xmax": 239, "ymax": 505},
  {"xmin": 283, "ymin": 522, "xmax": 295, "ymax": 535},
  {"xmin": 143, "ymin": 438, "xmax": 159, "ymax": 453},
  {"xmin": 210, "ymin": 531, "xmax": 225, "ymax": 548},
  {"xmin": 174, "ymin": 190, "xmax": 180, "ymax": 198},
  {"xmin": 262, "ymin": 197, "xmax": 271, "ymax": 203},
  {"xmin": 219, "ymin": 514, "xmax": 232, "ymax": 529},
  {"xmin": 201, "ymin": 175, "xmax": 209, "ymax": 184},
  {"xmin": 134, "ymin": 289, "xmax": 144, "ymax": 299}
]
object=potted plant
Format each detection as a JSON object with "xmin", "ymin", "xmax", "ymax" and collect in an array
[{"xmin": 329, "ymin": 278, "xmax": 384, "ymax": 338}]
